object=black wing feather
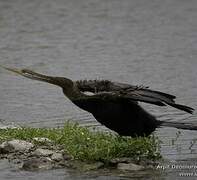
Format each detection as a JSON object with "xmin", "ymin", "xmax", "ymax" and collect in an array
[{"xmin": 76, "ymin": 80, "xmax": 194, "ymax": 114}]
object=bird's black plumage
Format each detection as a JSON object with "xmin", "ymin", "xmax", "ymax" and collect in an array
[
  {"xmin": 72, "ymin": 97, "xmax": 160, "ymax": 136},
  {"xmin": 75, "ymin": 80, "xmax": 194, "ymax": 136},
  {"xmin": 1, "ymin": 66, "xmax": 195, "ymax": 137}
]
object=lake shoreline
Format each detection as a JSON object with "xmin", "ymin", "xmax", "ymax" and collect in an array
[{"xmin": 0, "ymin": 122, "xmax": 161, "ymax": 172}]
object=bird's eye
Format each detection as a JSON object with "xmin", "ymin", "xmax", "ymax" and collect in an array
[
  {"xmin": 22, "ymin": 69, "xmax": 33, "ymax": 75},
  {"xmin": 21, "ymin": 69, "xmax": 28, "ymax": 73}
]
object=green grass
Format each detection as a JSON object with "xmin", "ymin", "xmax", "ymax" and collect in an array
[{"xmin": 0, "ymin": 122, "xmax": 161, "ymax": 162}]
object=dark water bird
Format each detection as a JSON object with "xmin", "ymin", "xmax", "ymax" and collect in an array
[{"xmin": 1, "ymin": 65, "xmax": 196, "ymax": 137}]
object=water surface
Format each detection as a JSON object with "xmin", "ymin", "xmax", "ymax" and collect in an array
[{"xmin": 0, "ymin": 0, "xmax": 197, "ymax": 179}]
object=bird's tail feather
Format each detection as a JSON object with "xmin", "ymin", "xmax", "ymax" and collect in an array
[{"xmin": 160, "ymin": 121, "xmax": 197, "ymax": 130}]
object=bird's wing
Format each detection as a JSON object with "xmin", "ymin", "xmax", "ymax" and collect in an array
[{"xmin": 76, "ymin": 80, "xmax": 194, "ymax": 114}]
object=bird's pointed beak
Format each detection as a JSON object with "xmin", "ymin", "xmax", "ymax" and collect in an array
[
  {"xmin": 0, "ymin": 65, "xmax": 72, "ymax": 88},
  {"xmin": 0, "ymin": 65, "xmax": 51, "ymax": 82},
  {"xmin": 0, "ymin": 65, "xmax": 24, "ymax": 76}
]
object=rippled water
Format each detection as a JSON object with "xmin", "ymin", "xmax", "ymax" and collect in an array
[{"xmin": 0, "ymin": 0, "xmax": 197, "ymax": 179}]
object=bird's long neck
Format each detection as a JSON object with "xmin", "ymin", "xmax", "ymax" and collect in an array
[
  {"xmin": 62, "ymin": 82, "xmax": 87, "ymax": 100},
  {"xmin": 20, "ymin": 70, "xmax": 87, "ymax": 100}
]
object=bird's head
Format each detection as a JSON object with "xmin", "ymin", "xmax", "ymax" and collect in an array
[{"xmin": 0, "ymin": 65, "xmax": 73, "ymax": 89}]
